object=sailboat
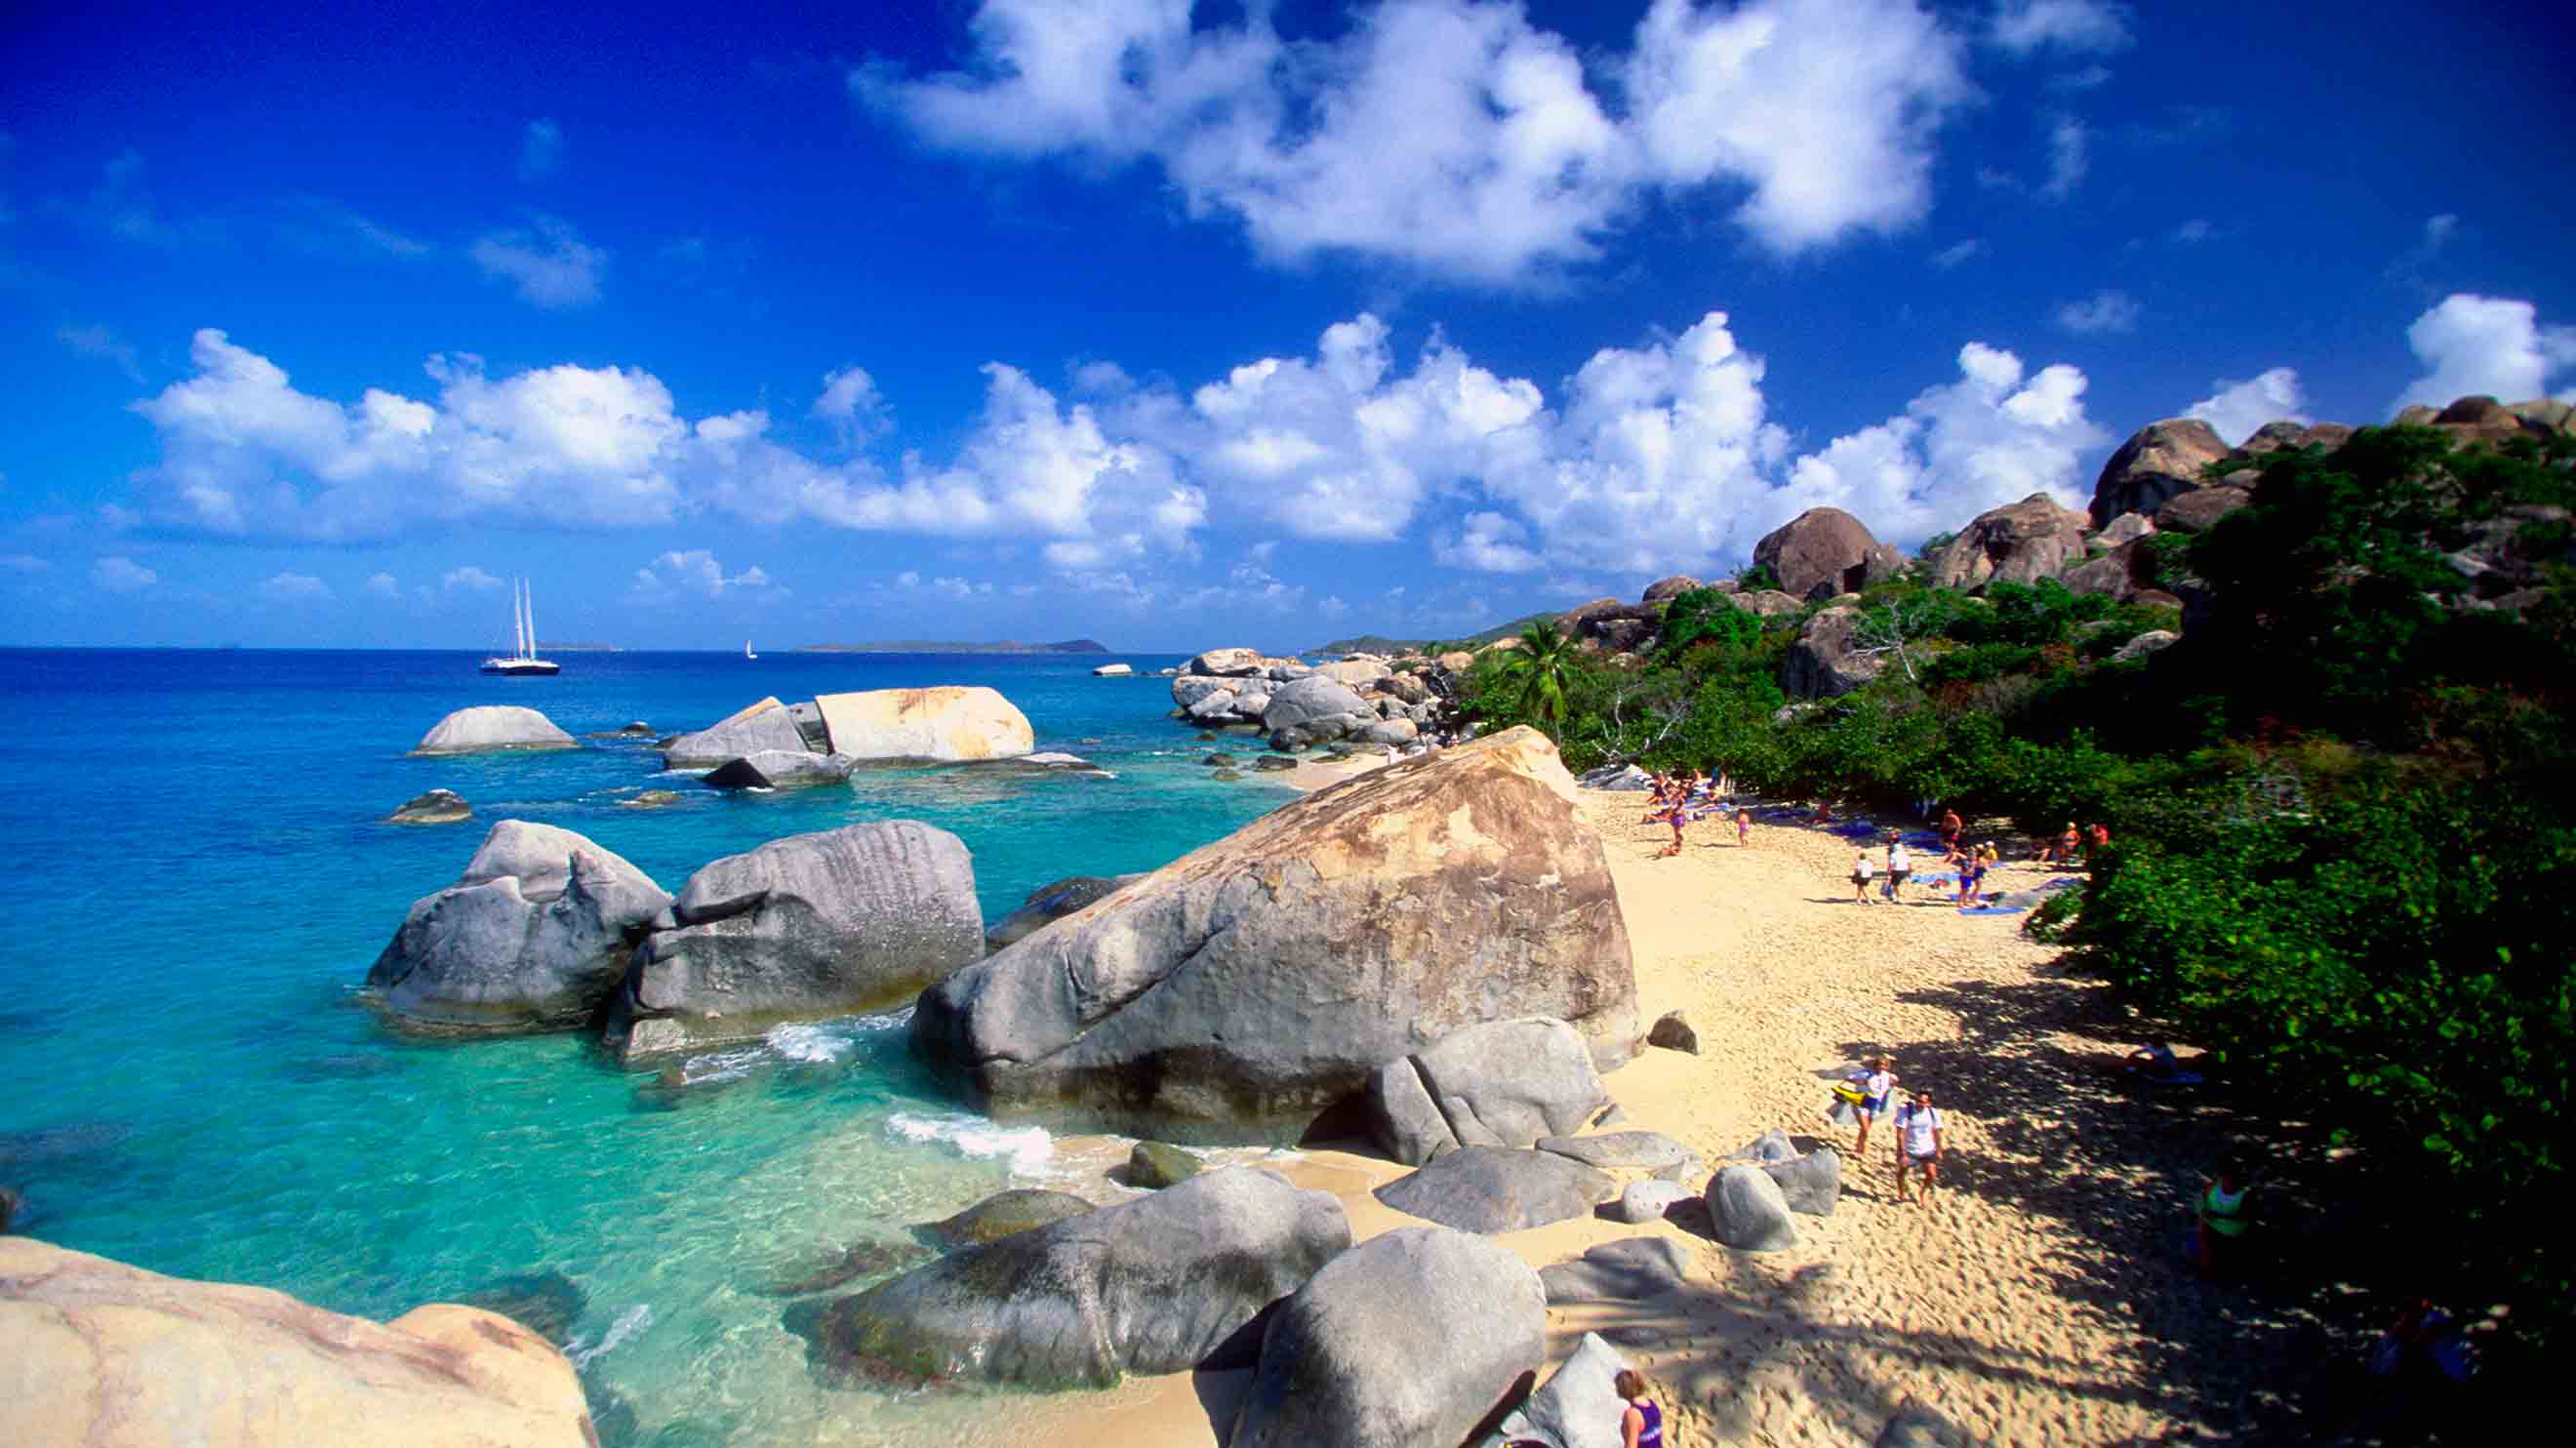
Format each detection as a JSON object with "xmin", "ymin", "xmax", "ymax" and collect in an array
[
  {"xmin": 480, "ymin": 580, "xmax": 561, "ymax": 676},
  {"xmin": 745, "ymin": 638, "xmax": 757, "ymax": 661}
]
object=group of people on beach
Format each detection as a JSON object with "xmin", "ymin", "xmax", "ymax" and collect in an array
[
  {"xmin": 1636, "ymin": 767, "xmax": 1751, "ymax": 859},
  {"xmin": 1838, "ymin": 1055, "xmax": 1948, "ymax": 1206}
]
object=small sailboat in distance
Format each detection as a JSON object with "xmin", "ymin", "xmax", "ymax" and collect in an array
[
  {"xmin": 480, "ymin": 580, "xmax": 561, "ymax": 676},
  {"xmin": 745, "ymin": 638, "xmax": 757, "ymax": 661}
]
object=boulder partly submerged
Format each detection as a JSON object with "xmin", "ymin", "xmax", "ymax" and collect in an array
[
  {"xmin": 809, "ymin": 1166, "xmax": 1348, "ymax": 1388},
  {"xmin": 386, "ymin": 788, "xmax": 471, "ymax": 825},
  {"xmin": 701, "ymin": 750, "xmax": 856, "ymax": 790},
  {"xmin": 367, "ymin": 821, "xmax": 669, "ymax": 1034},
  {"xmin": 411, "ymin": 705, "xmax": 576, "ymax": 755},
  {"xmin": 815, "ymin": 686, "xmax": 1034, "ymax": 762},
  {"xmin": 912, "ymin": 727, "xmax": 1637, "ymax": 1140},
  {"xmin": 0, "ymin": 1237, "xmax": 596, "ymax": 1446},
  {"xmin": 605, "ymin": 822, "xmax": 981, "ymax": 1062},
  {"xmin": 1230, "ymin": 1225, "xmax": 1545, "ymax": 1448},
  {"xmin": 662, "ymin": 697, "xmax": 809, "ymax": 769}
]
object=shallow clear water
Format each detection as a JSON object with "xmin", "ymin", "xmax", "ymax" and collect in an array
[{"xmin": 0, "ymin": 648, "xmax": 1286, "ymax": 1443}]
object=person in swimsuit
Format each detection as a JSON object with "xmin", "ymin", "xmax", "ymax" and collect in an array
[
  {"xmin": 1893, "ymin": 1090, "xmax": 1945, "ymax": 1205},
  {"xmin": 1939, "ymin": 809, "xmax": 1964, "ymax": 863},
  {"xmin": 1851, "ymin": 1055, "xmax": 1897, "ymax": 1156},
  {"xmin": 1616, "ymin": 1368, "xmax": 1666, "ymax": 1448},
  {"xmin": 2049, "ymin": 822, "xmax": 2080, "ymax": 865},
  {"xmin": 1736, "ymin": 807, "xmax": 1752, "ymax": 846}
]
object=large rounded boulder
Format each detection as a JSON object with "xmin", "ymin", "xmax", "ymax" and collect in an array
[
  {"xmin": 911, "ymin": 728, "xmax": 1637, "ymax": 1139},
  {"xmin": 815, "ymin": 685, "xmax": 1034, "ymax": 762},
  {"xmin": 809, "ymin": 1166, "xmax": 1348, "ymax": 1388},
  {"xmin": 367, "ymin": 821, "xmax": 669, "ymax": 1033},
  {"xmin": 606, "ymin": 822, "xmax": 982, "ymax": 1061},
  {"xmin": 2087, "ymin": 418, "xmax": 2230, "ymax": 528},
  {"xmin": 1753, "ymin": 507, "xmax": 1907, "ymax": 602},
  {"xmin": 1229, "ymin": 1226, "xmax": 1545, "ymax": 1448},
  {"xmin": 1781, "ymin": 605, "xmax": 1886, "ymax": 700},
  {"xmin": 411, "ymin": 705, "xmax": 576, "ymax": 755},
  {"xmin": 1927, "ymin": 493, "xmax": 2092, "ymax": 591},
  {"xmin": 662, "ymin": 697, "xmax": 809, "ymax": 768},
  {"xmin": 0, "ymin": 1237, "xmax": 595, "ymax": 1446}
]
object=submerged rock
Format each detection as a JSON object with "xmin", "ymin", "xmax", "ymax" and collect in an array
[
  {"xmin": 700, "ymin": 750, "xmax": 856, "ymax": 790},
  {"xmin": 915, "ymin": 1188, "xmax": 1097, "ymax": 1248},
  {"xmin": 619, "ymin": 789, "xmax": 686, "ymax": 810},
  {"xmin": 1, "ymin": 1237, "xmax": 595, "ymax": 1446},
  {"xmin": 412, "ymin": 704, "xmax": 577, "ymax": 755},
  {"xmin": 1230, "ymin": 1226, "xmax": 1543, "ymax": 1448},
  {"xmin": 756, "ymin": 1238, "xmax": 935, "ymax": 1298},
  {"xmin": 1127, "ymin": 1141, "xmax": 1203, "ymax": 1187},
  {"xmin": 812, "ymin": 1167, "xmax": 1348, "ymax": 1388},
  {"xmin": 606, "ymin": 822, "xmax": 982, "ymax": 1062},
  {"xmin": 457, "ymin": 1270, "xmax": 588, "ymax": 1346},
  {"xmin": 368, "ymin": 821, "xmax": 669, "ymax": 1034},
  {"xmin": 913, "ymin": 728, "xmax": 1637, "ymax": 1141},
  {"xmin": 387, "ymin": 788, "xmax": 471, "ymax": 825}
]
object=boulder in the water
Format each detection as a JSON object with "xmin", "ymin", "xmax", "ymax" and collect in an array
[
  {"xmin": 1, "ymin": 1237, "xmax": 594, "ymax": 1445},
  {"xmin": 387, "ymin": 788, "xmax": 471, "ymax": 825},
  {"xmin": 367, "ymin": 821, "xmax": 669, "ymax": 1034},
  {"xmin": 605, "ymin": 822, "xmax": 982, "ymax": 1062},
  {"xmin": 661, "ymin": 697, "xmax": 807, "ymax": 768},
  {"xmin": 814, "ymin": 686, "xmax": 1035, "ymax": 762},
  {"xmin": 811, "ymin": 1167, "xmax": 1348, "ymax": 1388},
  {"xmin": 619, "ymin": 789, "xmax": 685, "ymax": 810},
  {"xmin": 1372, "ymin": 1146, "xmax": 1616, "ymax": 1233},
  {"xmin": 457, "ymin": 1270, "xmax": 587, "ymax": 1346},
  {"xmin": 915, "ymin": 1188, "xmax": 1097, "ymax": 1248},
  {"xmin": 700, "ymin": 750, "xmax": 856, "ymax": 790},
  {"xmin": 412, "ymin": 705, "xmax": 577, "ymax": 755},
  {"xmin": 1229, "ymin": 1225, "xmax": 1543, "ymax": 1448},
  {"xmin": 983, "ymin": 873, "xmax": 1146, "ymax": 953},
  {"xmin": 756, "ymin": 1238, "xmax": 935, "ymax": 1297},
  {"xmin": 1127, "ymin": 1141, "xmax": 1203, "ymax": 1188}
]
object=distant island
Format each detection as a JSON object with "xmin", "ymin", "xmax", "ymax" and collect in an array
[
  {"xmin": 802, "ymin": 639, "xmax": 1109, "ymax": 654},
  {"xmin": 1304, "ymin": 614, "xmax": 1552, "ymax": 657}
]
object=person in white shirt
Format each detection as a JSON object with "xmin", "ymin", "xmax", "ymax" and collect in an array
[
  {"xmin": 1851, "ymin": 849, "xmax": 1876, "ymax": 905},
  {"xmin": 1851, "ymin": 1055, "xmax": 1898, "ymax": 1157},
  {"xmin": 1885, "ymin": 839, "xmax": 1912, "ymax": 901},
  {"xmin": 1893, "ymin": 1090, "xmax": 1946, "ymax": 1205}
]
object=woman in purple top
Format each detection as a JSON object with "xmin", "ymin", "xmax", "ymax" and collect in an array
[{"xmin": 1617, "ymin": 1368, "xmax": 1667, "ymax": 1446}]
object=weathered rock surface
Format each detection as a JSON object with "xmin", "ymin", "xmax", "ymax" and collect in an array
[
  {"xmin": 1189, "ymin": 647, "xmax": 1265, "ymax": 677},
  {"xmin": 1708, "ymin": 1164, "xmax": 1798, "ymax": 1250},
  {"xmin": 914, "ymin": 728, "xmax": 1636, "ymax": 1139},
  {"xmin": 816, "ymin": 686, "xmax": 1034, "ymax": 762},
  {"xmin": 1127, "ymin": 1141, "xmax": 1203, "ymax": 1187},
  {"xmin": 916, "ymin": 1188, "xmax": 1097, "ymax": 1247},
  {"xmin": 368, "ymin": 821, "xmax": 669, "ymax": 1033},
  {"xmin": 1754, "ymin": 507, "xmax": 1907, "ymax": 601},
  {"xmin": 1536, "ymin": 1130, "xmax": 1691, "ymax": 1173},
  {"xmin": 2089, "ymin": 419, "xmax": 2230, "ymax": 528},
  {"xmin": 1538, "ymin": 1236, "xmax": 1692, "ymax": 1306},
  {"xmin": 387, "ymin": 788, "xmax": 471, "ymax": 825},
  {"xmin": 412, "ymin": 704, "xmax": 577, "ymax": 755},
  {"xmin": 1648, "ymin": 1009, "xmax": 1700, "ymax": 1054},
  {"xmin": 1229, "ymin": 1226, "xmax": 1544, "ymax": 1448},
  {"xmin": 0, "ymin": 1237, "xmax": 595, "ymax": 1446},
  {"xmin": 1764, "ymin": 1147, "xmax": 1842, "ymax": 1216},
  {"xmin": 1642, "ymin": 575, "xmax": 1705, "ymax": 604},
  {"xmin": 1929, "ymin": 494, "xmax": 2092, "ymax": 591},
  {"xmin": 1783, "ymin": 605, "xmax": 1886, "ymax": 700},
  {"xmin": 1730, "ymin": 587, "xmax": 1806, "ymax": 619},
  {"xmin": 2153, "ymin": 483, "xmax": 2252, "ymax": 533},
  {"xmin": 984, "ymin": 873, "xmax": 1146, "ymax": 953},
  {"xmin": 1609, "ymin": 1180, "xmax": 1691, "ymax": 1224},
  {"xmin": 1261, "ymin": 674, "xmax": 1370, "ymax": 733},
  {"xmin": 607, "ymin": 822, "xmax": 981, "ymax": 1061},
  {"xmin": 662, "ymin": 697, "xmax": 808, "ymax": 768},
  {"xmin": 1488, "ymin": 1331, "xmax": 1633, "ymax": 1448},
  {"xmin": 1577, "ymin": 763, "xmax": 1653, "ymax": 791},
  {"xmin": 701, "ymin": 750, "xmax": 856, "ymax": 789},
  {"xmin": 1373, "ymin": 1146, "xmax": 1616, "ymax": 1233},
  {"xmin": 2095, "ymin": 511, "xmax": 2156, "ymax": 548},
  {"xmin": 2058, "ymin": 537, "xmax": 2156, "ymax": 600},
  {"xmin": 1392, "ymin": 1018, "xmax": 1612, "ymax": 1160},
  {"xmin": 811, "ymin": 1167, "xmax": 1348, "ymax": 1387}
]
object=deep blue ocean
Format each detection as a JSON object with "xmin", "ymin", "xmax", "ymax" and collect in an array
[{"xmin": 0, "ymin": 648, "xmax": 1291, "ymax": 1442}]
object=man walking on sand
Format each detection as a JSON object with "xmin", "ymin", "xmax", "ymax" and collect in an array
[{"xmin": 1894, "ymin": 1089, "xmax": 1945, "ymax": 1205}]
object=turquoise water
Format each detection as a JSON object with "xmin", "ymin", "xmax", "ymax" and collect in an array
[{"xmin": 0, "ymin": 648, "xmax": 1288, "ymax": 1442}]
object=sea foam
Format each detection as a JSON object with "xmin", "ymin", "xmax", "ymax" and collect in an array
[{"xmin": 885, "ymin": 1110, "xmax": 1055, "ymax": 1175}]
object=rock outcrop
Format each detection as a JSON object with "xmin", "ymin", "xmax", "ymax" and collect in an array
[
  {"xmin": 1754, "ymin": 507, "xmax": 1907, "ymax": 602},
  {"xmin": 411, "ymin": 705, "xmax": 577, "ymax": 755},
  {"xmin": 367, "ymin": 821, "xmax": 669, "ymax": 1034},
  {"xmin": 0, "ymin": 1237, "xmax": 595, "ymax": 1446},
  {"xmin": 1641, "ymin": 575, "xmax": 1704, "ymax": 603},
  {"xmin": 916, "ymin": 1188, "xmax": 1096, "ymax": 1247},
  {"xmin": 1373, "ymin": 1146, "xmax": 1617, "ymax": 1233},
  {"xmin": 701, "ymin": 750, "xmax": 856, "ymax": 789},
  {"xmin": 912, "ymin": 728, "xmax": 1637, "ymax": 1140},
  {"xmin": 1229, "ymin": 1226, "xmax": 1545, "ymax": 1448},
  {"xmin": 814, "ymin": 686, "xmax": 1034, "ymax": 762},
  {"xmin": 1362, "ymin": 1017, "xmax": 1613, "ymax": 1165},
  {"xmin": 606, "ymin": 822, "xmax": 981, "ymax": 1061},
  {"xmin": 2088, "ymin": 419, "xmax": 2231, "ymax": 528},
  {"xmin": 1782, "ymin": 605, "xmax": 1886, "ymax": 700},
  {"xmin": 662, "ymin": 697, "xmax": 809, "ymax": 768},
  {"xmin": 1928, "ymin": 494, "xmax": 2092, "ymax": 591},
  {"xmin": 386, "ymin": 788, "xmax": 470, "ymax": 825},
  {"xmin": 983, "ymin": 873, "xmax": 1147, "ymax": 953},
  {"xmin": 810, "ymin": 1166, "xmax": 1348, "ymax": 1388}
]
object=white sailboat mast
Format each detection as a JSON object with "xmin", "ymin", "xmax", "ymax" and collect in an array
[{"xmin": 523, "ymin": 580, "xmax": 538, "ymax": 658}]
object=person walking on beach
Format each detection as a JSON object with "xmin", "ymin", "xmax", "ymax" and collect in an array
[
  {"xmin": 1852, "ymin": 1055, "xmax": 1898, "ymax": 1156},
  {"xmin": 1885, "ymin": 838, "xmax": 1912, "ymax": 901},
  {"xmin": 1851, "ymin": 847, "xmax": 1876, "ymax": 905},
  {"xmin": 1615, "ymin": 1368, "xmax": 1667, "ymax": 1447},
  {"xmin": 1736, "ymin": 807, "xmax": 1752, "ymax": 847},
  {"xmin": 1955, "ymin": 848, "xmax": 1987, "ymax": 907},
  {"xmin": 1939, "ymin": 808, "xmax": 1964, "ymax": 863},
  {"xmin": 1893, "ymin": 1090, "xmax": 1945, "ymax": 1205}
]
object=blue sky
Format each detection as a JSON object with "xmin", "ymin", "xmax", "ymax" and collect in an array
[{"xmin": 3, "ymin": 0, "xmax": 2570, "ymax": 651}]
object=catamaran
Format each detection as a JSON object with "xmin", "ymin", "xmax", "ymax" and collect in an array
[{"xmin": 480, "ymin": 580, "xmax": 561, "ymax": 676}]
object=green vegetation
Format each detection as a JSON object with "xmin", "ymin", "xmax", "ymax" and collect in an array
[{"xmin": 1459, "ymin": 424, "xmax": 2575, "ymax": 1342}]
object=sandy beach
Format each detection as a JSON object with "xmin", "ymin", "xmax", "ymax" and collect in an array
[{"xmin": 993, "ymin": 783, "xmax": 2353, "ymax": 1447}]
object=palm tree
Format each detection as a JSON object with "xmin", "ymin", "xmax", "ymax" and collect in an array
[{"xmin": 1499, "ymin": 620, "xmax": 1580, "ymax": 728}]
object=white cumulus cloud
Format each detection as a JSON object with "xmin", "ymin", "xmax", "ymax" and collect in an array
[
  {"xmin": 2392, "ymin": 293, "xmax": 2576, "ymax": 414},
  {"xmin": 2186, "ymin": 368, "xmax": 2308, "ymax": 446},
  {"xmin": 92, "ymin": 556, "xmax": 157, "ymax": 591},
  {"xmin": 469, "ymin": 215, "xmax": 606, "ymax": 307},
  {"xmin": 443, "ymin": 565, "xmax": 503, "ymax": 591},
  {"xmin": 259, "ymin": 571, "xmax": 331, "ymax": 602},
  {"xmin": 864, "ymin": 0, "xmax": 1973, "ymax": 281},
  {"xmin": 628, "ymin": 549, "xmax": 780, "ymax": 602},
  {"xmin": 1991, "ymin": 1, "xmax": 2132, "ymax": 55}
]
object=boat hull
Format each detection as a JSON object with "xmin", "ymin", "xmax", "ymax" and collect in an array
[{"xmin": 479, "ymin": 661, "xmax": 561, "ymax": 676}]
